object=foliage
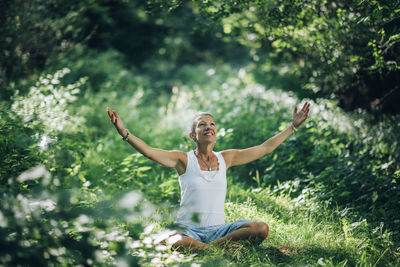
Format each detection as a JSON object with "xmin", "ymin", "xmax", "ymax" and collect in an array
[
  {"xmin": 150, "ymin": 0, "xmax": 400, "ymax": 114},
  {"xmin": 0, "ymin": 68, "xmax": 194, "ymax": 266},
  {"xmin": 2, "ymin": 1, "xmax": 400, "ymax": 263},
  {"xmin": 221, "ymin": 184, "xmax": 400, "ymax": 266},
  {"xmin": 0, "ymin": 0, "xmax": 89, "ymax": 98},
  {"xmin": 159, "ymin": 63, "xmax": 400, "ymax": 243},
  {"xmin": 11, "ymin": 68, "xmax": 85, "ymax": 134},
  {"xmin": 0, "ymin": 111, "xmax": 42, "ymax": 191},
  {"xmin": 3, "ymin": 0, "xmax": 399, "ymax": 113},
  {"xmin": 1, "ymin": 0, "xmax": 249, "ymax": 102},
  {"xmin": 1, "ymin": 47, "xmax": 400, "ymax": 264},
  {"xmin": 0, "ymin": 165, "xmax": 185, "ymax": 266}
]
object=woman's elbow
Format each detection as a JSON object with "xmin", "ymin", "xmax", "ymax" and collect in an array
[{"xmin": 261, "ymin": 145, "xmax": 274, "ymax": 155}]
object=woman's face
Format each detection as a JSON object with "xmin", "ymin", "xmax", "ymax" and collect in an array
[{"xmin": 191, "ymin": 115, "xmax": 217, "ymax": 144}]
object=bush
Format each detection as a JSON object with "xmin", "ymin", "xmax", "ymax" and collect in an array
[
  {"xmin": 157, "ymin": 63, "xmax": 400, "ymax": 240},
  {"xmin": 1, "ymin": 66, "xmax": 194, "ymax": 265},
  {"xmin": 2, "ymin": 47, "xmax": 399, "ymax": 265}
]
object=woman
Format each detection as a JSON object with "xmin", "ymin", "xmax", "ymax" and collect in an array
[{"xmin": 107, "ymin": 102, "xmax": 310, "ymax": 250}]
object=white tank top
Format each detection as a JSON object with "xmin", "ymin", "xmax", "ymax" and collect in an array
[{"xmin": 175, "ymin": 150, "xmax": 227, "ymax": 226}]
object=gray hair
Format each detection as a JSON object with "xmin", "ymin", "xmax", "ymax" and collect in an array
[{"xmin": 191, "ymin": 112, "xmax": 215, "ymax": 134}]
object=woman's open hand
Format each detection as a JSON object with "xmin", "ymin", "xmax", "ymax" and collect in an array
[
  {"xmin": 107, "ymin": 107, "xmax": 126, "ymax": 136},
  {"xmin": 292, "ymin": 102, "xmax": 310, "ymax": 129}
]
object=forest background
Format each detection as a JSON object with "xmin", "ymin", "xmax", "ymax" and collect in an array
[{"xmin": 1, "ymin": 0, "xmax": 399, "ymax": 266}]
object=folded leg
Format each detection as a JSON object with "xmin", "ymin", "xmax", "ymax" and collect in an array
[
  {"xmin": 171, "ymin": 233, "xmax": 208, "ymax": 251},
  {"xmin": 211, "ymin": 221, "xmax": 269, "ymax": 245}
]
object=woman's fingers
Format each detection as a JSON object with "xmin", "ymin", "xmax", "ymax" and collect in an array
[
  {"xmin": 299, "ymin": 102, "xmax": 310, "ymax": 116},
  {"xmin": 292, "ymin": 102, "xmax": 311, "ymax": 127},
  {"xmin": 301, "ymin": 102, "xmax": 309, "ymax": 112},
  {"xmin": 113, "ymin": 110, "xmax": 120, "ymax": 119},
  {"xmin": 107, "ymin": 108, "xmax": 115, "ymax": 123},
  {"xmin": 107, "ymin": 107, "xmax": 116, "ymax": 123},
  {"xmin": 112, "ymin": 110, "xmax": 118, "ymax": 124},
  {"xmin": 302, "ymin": 103, "xmax": 310, "ymax": 121},
  {"xmin": 294, "ymin": 102, "xmax": 310, "ymax": 117},
  {"xmin": 107, "ymin": 107, "xmax": 117, "ymax": 124}
]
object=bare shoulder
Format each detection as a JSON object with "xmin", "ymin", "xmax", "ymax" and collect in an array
[
  {"xmin": 221, "ymin": 149, "xmax": 239, "ymax": 158},
  {"xmin": 170, "ymin": 150, "xmax": 188, "ymax": 175},
  {"xmin": 221, "ymin": 149, "xmax": 239, "ymax": 169},
  {"xmin": 170, "ymin": 150, "xmax": 187, "ymax": 162}
]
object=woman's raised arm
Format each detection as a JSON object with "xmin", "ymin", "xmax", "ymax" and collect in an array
[
  {"xmin": 106, "ymin": 107, "xmax": 186, "ymax": 172},
  {"xmin": 222, "ymin": 102, "xmax": 310, "ymax": 168}
]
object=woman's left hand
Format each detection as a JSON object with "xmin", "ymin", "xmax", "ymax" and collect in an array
[
  {"xmin": 292, "ymin": 102, "xmax": 311, "ymax": 128},
  {"xmin": 107, "ymin": 107, "xmax": 126, "ymax": 137}
]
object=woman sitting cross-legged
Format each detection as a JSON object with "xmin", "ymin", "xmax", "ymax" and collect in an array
[{"xmin": 107, "ymin": 102, "xmax": 310, "ymax": 250}]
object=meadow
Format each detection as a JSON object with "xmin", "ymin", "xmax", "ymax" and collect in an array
[
  {"xmin": 1, "ymin": 0, "xmax": 399, "ymax": 265},
  {"xmin": 1, "ymin": 48, "xmax": 399, "ymax": 266}
]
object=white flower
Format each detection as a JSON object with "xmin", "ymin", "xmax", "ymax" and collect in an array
[
  {"xmin": 206, "ymin": 69, "xmax": 215, "ymax": 76},
  {"xmin": 77, "ymin": 214, "xmax": 91, "ymax": 224},
  {"xmin": 83, "ymin": 181, "xmax": 91, "ymax": 187},
  {"xmin": 17, "ymin": 165, "xmax": 51, "ymax": 182},
  {"xmin": 40, "ymin": 199, "xmax": 56, "ymax": 211},
  {"xmin": 143, "ymin": 237, "xmax": 152, "ymax": 245},
  {"xmin": 167, "ymin": 234, "xmax": 182, "ymax": 245},
  {"xmin": 317, "ymin": 258, "xmax": 326, "ymax": 266},
  {"xmin": 0, "ymin": 211, "xmax": 7, "ymax": 227},
  {"xmin": 119, "ymin": 191, "xmax": 141, "ymax": 209},
  {"xmin": 155, "ymin": 245, "xmax": 167, "ymax": 251},
  {"xmin": 143, "ymin": 224, "xmax": 155, "ymax": 235},
  {"xmin": 129, "ymin": 240, "xmax": 141, "ymax": 249}
]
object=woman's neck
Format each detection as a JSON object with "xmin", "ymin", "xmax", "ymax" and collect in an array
[{"xmin": 195, "ymin": 144, "xmax": 214, "ymax": 160}]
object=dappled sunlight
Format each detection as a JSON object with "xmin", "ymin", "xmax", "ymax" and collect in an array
[
  {"xmin": 3, "ymin": 59, "xmax": 399, "ymax": 265},
  {"xmin": 17, "ymin": 165, "xmax": 51, "ymax": 183},
  {"xmin": 37, "ymin": 134, "xmax": 53, "ymax": 152},
  {"xmin": 224, "ymin": 186, "xmax": 372, "ymax": 265},
  {"xmin": 0, "ymin": 161, "xmax": 196, "ymax": 266},
  {"xmin": 310, "ymin": 100, "xmax": 354, "ymax": 134},
  {"xmin": 2, "ymin": 0, "xmax": 399, "ymax": 265},
  {"xmin": 156, "ymin": 65, "xmax": 303, "ymax": 134},
  {"xmin": 119, "ymin": 191, "xmax": 142, "ymax": 209},
  {"xmin": 159, "ymin": 87, "xmax": 197, "ymax": 134},
  {"xmin": 11, "ymin": 68, "xmax": 86, "ymax": 134},
  {"xmin": 156, "ymin": 64, "xmax": 355, "ymax": 149}
]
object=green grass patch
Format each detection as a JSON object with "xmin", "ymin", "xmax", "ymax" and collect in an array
[
  {"xmin": 2, "ymin": 49, "xmax": 399, "ymax": 266},
  {"xmin": 175, "ymin": 184, "xmax": 399, "ymax": 266}
]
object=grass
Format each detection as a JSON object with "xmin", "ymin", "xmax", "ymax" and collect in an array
[
  {"xmin": 8, "ymin": 55, "xmax": 397, "ymax": 266},
  {"xmin": 144, "ymin": 181, "xmax": 399, "ymax": 266}
]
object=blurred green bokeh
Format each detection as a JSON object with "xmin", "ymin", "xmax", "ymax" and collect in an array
[{"xmin": 1, "ymin": 0, "xmax": 399, "ymax": 265}]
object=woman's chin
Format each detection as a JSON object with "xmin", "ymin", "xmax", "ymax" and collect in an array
[{"xmin": 198, "ymin": 138, "xmax": 216, "ymax": 145}]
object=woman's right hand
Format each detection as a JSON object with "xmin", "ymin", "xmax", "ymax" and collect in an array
[
  {"xmin": 107, "ymin": 107, "xmax": 126, "ymax": 137},
  {"xmin": 107, "ymin": 107, "xmax": 187, "ymax": 173}
]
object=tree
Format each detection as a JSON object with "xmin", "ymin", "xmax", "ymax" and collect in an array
[
  {"xmin": 149, "ymin": 0, "xmax": 400, "ymax": 114},
  {"xmin": 0, "ymin": 0, "xmax": 91, "ymax": 100}
]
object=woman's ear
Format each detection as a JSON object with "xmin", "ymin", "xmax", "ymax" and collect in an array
[{"xmin": 189, "ymin": 132, "xmax": 196, "ymax": 142}]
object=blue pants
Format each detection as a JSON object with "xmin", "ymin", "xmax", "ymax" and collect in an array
[{"xmin": 177, "ymin": 219, "xmax": 252, "ymax": 243}]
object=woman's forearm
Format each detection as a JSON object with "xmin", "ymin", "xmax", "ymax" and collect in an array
[
  {"xmin": 124, "ymin": 133, "xmax": 153, "ymax": 158},
  {"xmin": 261, "ymin": 125, "xmax": 294, "ymax": 154},
  {"xmin": 107, "ymin": 108, "xmax": 181, "ymax": 168},
  {"xmin": 123, "ymin": 132, "xmax": 183, "ymax": 168},
  {"xmin": 223, "ymin": 124, "xmax": 295, "ymax": 167}
]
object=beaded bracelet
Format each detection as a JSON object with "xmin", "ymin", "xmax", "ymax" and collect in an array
[
  {"xmin": 290, "ymin": 123, "xmax": 298, "ymax": 132},
  {"xmin": 122, "ymin": 129, "xmax": 130, "ymax": 141}
]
